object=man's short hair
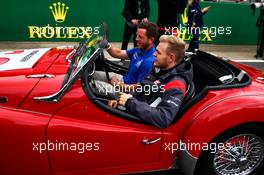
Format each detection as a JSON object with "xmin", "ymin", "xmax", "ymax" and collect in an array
[
  {"xmin": 159, "ymin": 35, "xmax": 186, "ymax": 63},
  {"xmin": 138, "ymin": 22, "xmax": 158, "ymax": 39}
]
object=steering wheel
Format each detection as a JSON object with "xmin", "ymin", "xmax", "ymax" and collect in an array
[
  {"xmin": 98, "ymin": 22, "xmax": 111, "ymax": 82},
  {"xmin": 98, "ymin": 49, "xmax": 111, "ymax": 82},
  {"xmin": 86, "ymin": 62, "xmax": 96, "ymax": 77}
]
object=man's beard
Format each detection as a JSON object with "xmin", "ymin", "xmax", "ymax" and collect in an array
[
  {"xmin": 154, "ymin": 61, "xmax": 167, "ymax": 69},
  {"xmin": 139, "ymin": 42, "xmax": 150, "ymax": 51}
]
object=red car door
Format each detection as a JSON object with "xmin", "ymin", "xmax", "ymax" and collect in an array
[
  {"xmin": 0, "ymin": 107, "xmax": 51, "ymax": 175},
  {"xmin": 47, "ymin": 100, "xmax": 163, "ymax": 175}
]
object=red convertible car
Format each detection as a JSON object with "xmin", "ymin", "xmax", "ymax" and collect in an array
[{"xmin": 0, "ymin": 23, "xmax": 264, "ymax": 175}]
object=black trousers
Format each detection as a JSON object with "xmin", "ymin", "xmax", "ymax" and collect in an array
[
  {"xmin": 154, "ymin": 29, "xmax": 165, "ymax": 47},
  {"xmin": 256, "ymin": 10, "xmax": 264, "ymax": 59},
  {"xmin": 257, "ymin": 25, "xmax": 264, "ymax": 58},
  {"xmin": 154, "ymin": 26, "xmax": 178, "ymax": 47},
  {"xmin": 155, "ymin": 16, "xmax": 179, "ymax": 47},
  {"xmin": 121, "ymin": 22, "xmax": 137, "ymax": 50}
]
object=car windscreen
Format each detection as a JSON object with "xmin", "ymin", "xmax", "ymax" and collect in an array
[
  {"xmin": 34, "ymin": 22, "xmax": 108, "ymax": 103},
  {"xmin": 62, "ymin": 25, "xmax": 105, "ymax": 87}
]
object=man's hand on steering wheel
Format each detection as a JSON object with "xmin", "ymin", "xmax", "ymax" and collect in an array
[
  {"xmin": 99, "ymin": 39, "xmax": 109, "ymax": 49},
  {"xmin": 110, "ymin": 76, "xmax": 120, "ymax": 86},
  {"xmin": 108, "ymin": 100, "xmax": 118, "ymax": 108}
]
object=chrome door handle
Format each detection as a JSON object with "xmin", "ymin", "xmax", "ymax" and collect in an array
[{"xmin": 142, "ymin": 137, "xmax": 161, "ymax": 145}]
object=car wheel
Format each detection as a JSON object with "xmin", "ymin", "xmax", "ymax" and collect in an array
[{"xmin": 195, "ymin": 126, "xmax": 264, "ymax": 175}]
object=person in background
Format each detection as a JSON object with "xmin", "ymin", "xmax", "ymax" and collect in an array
[
  {"xmin": 187, "ymin": 0, "xmax": 210, "ymax": 51},
  {"xmin": 255, "ymin": 9, "xmax": 264, "ymax": 60},
  {"xmin": 121, "ymin": 0, "xmax": 150, "ymax": 50},
  {"xmin": 155, "ymin": 0, "xmax": 188, "ymax": 46}
]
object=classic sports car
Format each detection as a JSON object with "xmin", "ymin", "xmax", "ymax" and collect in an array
[{"xmin": 0, "ymin": 23, "xmax": 264, "ymax": 175}]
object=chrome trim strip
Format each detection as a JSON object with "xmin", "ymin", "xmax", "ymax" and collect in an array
[
  {"xmin": 141, "ymin": 137, "xmax": 161, "ymax": 145},
  {"xmin": 27, "ymin": 74, "xmax": 55, "ymax": 78}
]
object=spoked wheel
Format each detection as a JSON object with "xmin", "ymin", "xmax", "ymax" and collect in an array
[
  {"xmin": 195, "ymin": 126, "xmax": 264, "ymax": 175},
  {"xmin": 213, "ymin": 134, "xmax": 264, "ymax": 175}
]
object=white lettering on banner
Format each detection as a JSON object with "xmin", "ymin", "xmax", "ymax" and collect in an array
[{"xmin": 0, "ymin": 48, "xmax": 50, "ymax": 71}]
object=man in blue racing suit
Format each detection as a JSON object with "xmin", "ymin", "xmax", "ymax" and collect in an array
[{"xmin": 109, "ymin": 35, "xmax": 193, "ymax": 128}]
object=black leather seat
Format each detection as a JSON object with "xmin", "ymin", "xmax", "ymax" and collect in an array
[
  {"xmin": 183, "ymin": 82, "xmax": 195, "ymax": 103},
  {"xmin": 171, "ymin": 82, "xmax": 196, "ymax": 123}
]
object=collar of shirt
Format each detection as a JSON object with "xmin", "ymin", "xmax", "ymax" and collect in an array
[{"xmin": 138, "ymin": 45, "xmax": 156, "ymax": 58}]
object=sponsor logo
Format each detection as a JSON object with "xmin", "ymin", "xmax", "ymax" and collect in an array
[
  {"xmin": 49, "ymin": 2, "xmax": 69, "ymax": 23},
  {"xmin": 181, "ymin": 9, "xmax": 188, "ymax": 25},
  {"xmin": 179, "ymin": 8, "xmax": 213, "ymax": 42},
  {"xmin": 20, "ymin": 50, "xmax": 38, "ymax": 62},
  {"xmin": 164, "ymin": 9, "xmax": 232, "ymax": 42},
  {"xmin": 28, "ymin": 1, "xmax": 99, "ymax": 39}
]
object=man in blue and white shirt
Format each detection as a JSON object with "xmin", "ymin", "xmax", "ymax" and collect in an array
[{"xmin": 94, "ymin": 22, "xmax": 157, "ymax": 97}]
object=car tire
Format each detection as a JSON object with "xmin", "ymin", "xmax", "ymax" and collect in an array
[{"xmin": 194, "ymin": 124, "xmax": 264, "ymax": 175}]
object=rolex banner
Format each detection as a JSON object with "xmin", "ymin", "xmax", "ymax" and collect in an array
[{"xmin": 0, "ymin": 0, "xmax": 261, "ymax": 44}]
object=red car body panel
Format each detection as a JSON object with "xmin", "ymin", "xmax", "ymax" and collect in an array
[
  {"xmin": 48, "ymin": 101, "xmax": 162, "ymax": 173},
  {"xmin": 0, "ymin": 46, "xmax": 264, "ymax": 175},
  {"xmin": 182, "ymin": 93, "xmax": 264, "ymax": 157},
  {"xmin": 0, "ymin": 48, "xmax": 65, "ymax": 109},
  {"xmin": 177, "ymin": 61, "xmax": 264, "ymax": 155},
  {"xmin": 0, "ymin": 107, "xmax": 51, "ymax": 175}
]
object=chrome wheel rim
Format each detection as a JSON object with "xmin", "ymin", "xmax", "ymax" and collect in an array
[{"xmin": 213, "ymin": 134, "xmax": 264, "ymax": 175}]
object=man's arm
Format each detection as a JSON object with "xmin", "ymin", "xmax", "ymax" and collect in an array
[
  {"xmin": 107, "ymin": 44, "xmax": 128, "ymax": 61},
  {"xmin": 201, "ymin": 6, "xmax": 211, "ymax": 14},
  {"xmin": 125, "ymin": 88, "xmax": 185, "ymax": 128}
]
